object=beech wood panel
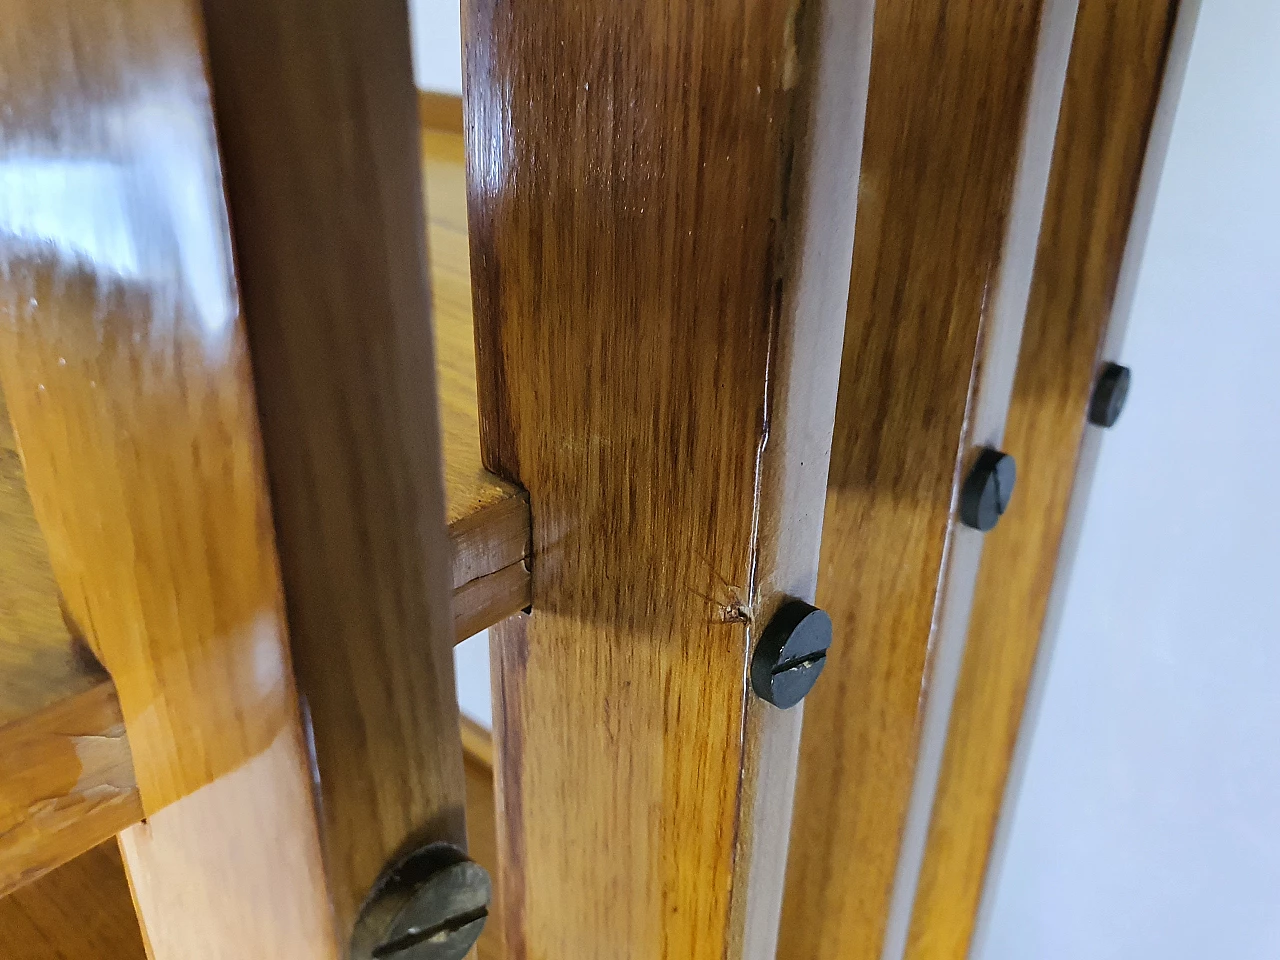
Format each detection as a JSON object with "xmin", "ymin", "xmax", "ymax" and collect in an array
[
  {"xmin": 903, "ymin": 4, "xmax": 1183, "ymax": 959},
  {"xmin": 465, "ymin": 1, "xmax": 875, "ymax": 956},
  {"xmin": 779, "ymin": 2, "xmax": 1080, "ymax": 959},
  {"xmin": 0, "ymin": 841, "xmax": 145, "ymax": 960}
]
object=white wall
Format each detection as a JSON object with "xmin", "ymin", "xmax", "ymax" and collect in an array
[
  {"xmin": 408, "ymin": 0, "xmax": 463, "ymax": 94},
  {"xmin": 979, "ymin": 2, "xmax": 1280, "ymax": 958}
]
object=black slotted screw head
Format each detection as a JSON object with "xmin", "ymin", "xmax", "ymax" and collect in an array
[
  {"xmin": 959, "ymin": 448, "xmax": 1016, "ymax": 532},
  {"xmin": 1088, "ymin": 362, "xmax": 1131, "ymax": 428},
  {"xmin": 751, "ymin": 599, "xmax": 833, "ymax": 709},
  {"xmin": 351, "ymin": 843, "xmax": 491, "ymax": 960}
]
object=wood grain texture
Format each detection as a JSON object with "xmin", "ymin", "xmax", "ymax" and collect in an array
[
  {"xmin": 0, "ymin": 121, "xmax": 525, "ymax": 899},
  {"xmin": 779, "ymin": 2, "xmax": 1080, "ymax": 958},
  {"xmin": 1, "ymin": 395, "xmax": 141, "ymax": 895},
  {"xmin": 0, "ymin": 841, "xmax": 145, "ymax": 960},
  {"xmin": 465, "ymin": 0, "xmax": 874, "ymax": 956},
  {"xmin": 0, "ymin": 0, "xmax": 307, "ymax": 829},
  {"xmin": 0, "ymin": 0, "xmax": 342, "ymax": 955},
  {"xmin": 423, "ymin": 128, "xmax": 533, "ymax": 618},
  {"xmin": 199, "ymin": 0, "xmax": 469, "ymax": 939},
  {"xmin": 0, "ymin": 396, "xmax": 98, "ymax": 731},
  {"xmin": 0, "ymin": 682, "xmax": 141, "ymax": 896},
  {"xmin": 460, "ymin": 716, "xmax": 502, "ymax": 960},
  {"xmin": 903, "ymin": 4, "xmax": 1182, "ymax": 959}
]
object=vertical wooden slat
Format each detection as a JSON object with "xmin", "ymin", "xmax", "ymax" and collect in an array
[
  {"xmin": 198, "ymin": 0, "xmax": 468, "ymax": 934},
  {"xmin": 0, "ymin": 0, "xmax": 466, "ymax": 954},
  {"xmin": 905, "ymin": 3, "xmax": 1195, "ymax": 959},
  {"xmin": 464, "ymin": 0, "xmax": 875, "ymax": 956},
  {"xmin": 779, "ymin": 1, "xmax": 1080, "ymax": 958}
]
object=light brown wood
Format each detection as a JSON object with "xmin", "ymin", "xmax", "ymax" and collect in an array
[
  {"xmin": 0, "ymin": 716, "xmax": 502, "ymax": 960},
  {"xmin": 0, "ymin": 121, "xmax": 525, "ymax": 897},
  {"xmin": 423, "ymin": 128, "xmax": 533, "ymax": 627},
  {"xmin": 420, "ymin": 91, "xmax": 465, "ymax": 136},
  {"xmin": 0, "ymin": 396, "xmax": 98, "ymax": 732},
  {"xmin": 464, "ymin": 0, "xmax": 875, "ymax": 955},
  {"xmin": 903, "ymin": 4, "xmax": 1184, "ymax": 958},
  {"xmin": 779, "ymin": 2, "xmax": 1080, "ymax": 959},
  {"xmin": 0, "ymin": 0, "xmax": 341, "ymax": 951},
  {"xmin": 0, "ymin": 682, "xmax": 141, "ymax": 897},
  {"xmin": 1, "ymin": 0, "xmax": 467, "ymax": 955},
  {"xmin": 460, "ymin": 716, "xmax": 501, "ymax": 960},
  {"xmin": 0, "ymin": 841, "xmax": 146, "ymax": 960},
  {"xmin": 1, "ymin": 395, "xmax": 141, "ymax": 894}
]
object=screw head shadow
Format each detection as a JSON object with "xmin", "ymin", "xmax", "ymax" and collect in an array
[
  {"xmin": 1088, "ymin": 362, "xmax": 1131, "ymax": 428},
  {"xmin": 751, "ymin": 600, "xmax": 832, "ymax": 709},
  {"xmin": 959, "ymin": 448, "xmax": 1016, "ymax": 532},
  {"xmin": 350, "ymin": 843, "xmax": 490, "ymax": 960}
]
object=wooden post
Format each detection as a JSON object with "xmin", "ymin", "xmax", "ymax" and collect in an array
[
  {"xmin": 463, "ymin": 0, "xmax": 875, "ymax": 956},
  {"xmin": 779, "ymin": 1, "xmax": 1081, "ymax": 959},
  {"xmin": 907, "ymin": 3, "xmax": 1200, "ymax": 959},
  {"xmin": 0, "ymin": 0, "xmax": 466, "ymax": 955}
]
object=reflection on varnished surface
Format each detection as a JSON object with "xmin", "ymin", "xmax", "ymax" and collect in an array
[
  {"xmin": 0, "ymin": 116, "xmax": 534, "ymax": 898},
  {"xmin": 0, "ymin": 0, "xmax": 339, "ymax": 955},
  {"xmin": 0, "ymin": 0, "xmax": 294, "ymax": 813}
]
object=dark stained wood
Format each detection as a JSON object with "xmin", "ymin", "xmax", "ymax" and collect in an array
[
  {"xmin": 903, "ymin": 4, "xmax": 1184, "ymax": 958},
  {"xmin": 464, "ymin": 0, "xmax": 875, "ymax": 955},
  {"xmin": 198, "ymin": 0, "xmax": 468, "ymax": 940},
  {"xmin": 779, "ymin": 2, "xmax": 1081, "ymax": 958}
]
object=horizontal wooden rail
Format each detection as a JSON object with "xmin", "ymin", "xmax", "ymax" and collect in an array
[{"xmin": 0, "ymin": 126, "xmax": 524, "ymax": 897}]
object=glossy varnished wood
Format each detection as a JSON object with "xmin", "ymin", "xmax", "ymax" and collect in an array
[
  {"xmin": 465, "ymin": 0, "xmax": 874, "ymax": 956},
  {"xmin": 0, "ymin": 715, "xmax": 501, "ymax": 960},
  {"xmin": 780, "ymin": 2, "xmax": 1080, "ymax": 958},
  {"xmin": 0, "ymin": 122, "xmax": 525, "ymax": 896},
  {"xmin": 0, "ymin": 396, "xmax": 96, "ymax": 733},
  {"xmin": 0, "ymin": 0, "xmax": 311, "ymax": 824},
  {"xmin": 1, "ymin": 395, "xmax": 141, "ymax": 894},
  {"xmin": 164, "ymin": 0, "xmax": 470, "ymax": 946},
  {"xmin": 0, "ymin": 0, "xmax": 340, "ymax": 954},
  {"xmin": 903, "ymin": 4, "xmax": 1184, "ymax": 958},
  {"xmin": 0, "ymin": 841, "xmax": 145, "ymax": 960},
  {"xmin": 423, "ymin": 129, "xmax": 533, "ymax": 634}
]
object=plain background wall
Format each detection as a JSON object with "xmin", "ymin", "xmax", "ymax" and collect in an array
[
  {"xmin": 409, "ymin": 0, "xmax": 463, "ymax": 95},
  {"xmin": 979, "ymin": 1, "xmax": 1280, "ymax": 957}
]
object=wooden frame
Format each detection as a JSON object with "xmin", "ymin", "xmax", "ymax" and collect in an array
[
  {"xmin": 0, "ymin": 0, "xmax": 1203, "ymax": 955},
  {"xmin": 958, "ymin": 3, "xmax": 1202, "ymax": 957},
  {"xmin": 463, "ymin": 0, "xmax": 875, "ymax": 956},
  {"xmin": 0, "ymin": 0, "xmax": 474, "ymax": 954},
  {"xmin": 779, "ymin": 1, "xmax": 1081, "ymax": 958}
]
